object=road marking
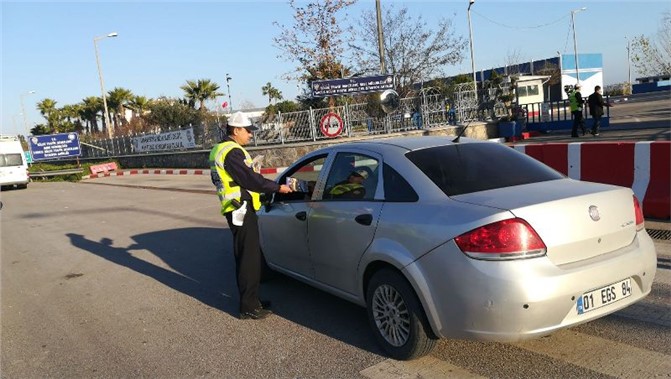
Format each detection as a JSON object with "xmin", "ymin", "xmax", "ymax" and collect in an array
[
  {"xmin": 360, "ymin": 355, "xmax": 485, "ymax": 379},
  {"xmin": 512, "ymin": 330, "xmax": 671, "ymax": 378}
]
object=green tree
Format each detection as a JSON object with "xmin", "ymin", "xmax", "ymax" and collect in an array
[
  {"xmin": 180, "ymin": 79, "xmax": 224, "ymax": 111},
  {"xmin": 128, "ymin": 96, "xmax": 152, "ymax": 119},
  {"xmin": 631, "ymin": 11, "xmax": 671, "ymax": 76},
  {"xmin": 349, "ymin": 4, "xmax": 467, "ymax": 96},
  {"xmin": 145, "ymin": 98, "xmax": 202, "ymax": 131},
  {"xmin": 80, "ymin": 96, "xmax": 103, "ymax": 134},
  {"xmin": 261, "ymin": 82, "xmax": 283, "ymax": 104},
  {"xmin": 60, "ymin": 104, "xmax": 83, "ymax": 133},
  {"xmin": 36, "ymin": 98, "xmax": 60, "ymax": 133},
  {"xmin": 107, "ymin": 87, "xmax": 135, "ymax": 132}
]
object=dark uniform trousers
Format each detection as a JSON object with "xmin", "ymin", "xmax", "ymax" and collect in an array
[
  {"xmin": 571, "ymin": 110, "xmax": 586, "ymax": 137},
  {"xmin": 225, "ymin": 207, "xmax": 262, "ymax": 313}
]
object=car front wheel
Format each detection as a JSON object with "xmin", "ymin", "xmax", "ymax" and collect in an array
[{"xmin": 366, "ymin": 269, "xmax": 437, "ymax": 360}]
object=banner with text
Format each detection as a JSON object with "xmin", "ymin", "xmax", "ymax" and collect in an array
[
  {"xmin": 132, "ymin": 128, "xmax": 196, "ymax": 153},
  {"xmin": 311, "ymin": 75, "xmax": 394, "ymax": 98},
  {"xmin": 29, "ymin": 133, "xmax": 81, "ymax": 161}
]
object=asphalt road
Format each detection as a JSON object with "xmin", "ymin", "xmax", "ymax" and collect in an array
[{"xmin": 1, "ymin": 181, "xmax": 669, "ymax": 378}]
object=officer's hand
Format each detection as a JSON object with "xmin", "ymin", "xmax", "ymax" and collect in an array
[{"xmin": 278, "ymin": 184, "xmax": 293, "ymax": 193}]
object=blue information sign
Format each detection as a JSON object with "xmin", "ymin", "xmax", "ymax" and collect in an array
[
  {"xmin": 311, "ymin": 75, "xmax": 394, "ymax": 98},
  {"xmin": 28, "ymin": 133, "xmax": 81, "ymax": 161}
]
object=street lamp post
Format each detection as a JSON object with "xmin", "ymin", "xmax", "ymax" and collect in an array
[
  {"xmin": 20, "ymin": 90, "xmax": 36, "ymax": 135},
  {"xmin": 570, "ymin": 7, "xmax": 587, "ymax": 85},
  {"xmin": 225, "ymin": 74, "xmax": 233, "ymax": 113},
  {"xmin": 94, "ymin": 32, "xmax": 118, "ymax": 139},
  {"xmin": 467, "ymin": 0, "xmax": 478, "ymax": 95},
  {"xmin": 625, "ymin": 36, "xmax": 632, "ymax": 95}
]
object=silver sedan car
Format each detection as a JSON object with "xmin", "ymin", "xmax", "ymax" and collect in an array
[{"xmin": 257, "ymin": 136, "xmax": 657, "ymax": 360}]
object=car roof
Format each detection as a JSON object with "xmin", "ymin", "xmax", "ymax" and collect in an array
[{"xmin": 331, "ymin": 136, "xmax": 484, "ymax": 153}]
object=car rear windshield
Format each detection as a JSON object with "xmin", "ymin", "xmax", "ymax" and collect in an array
[
  {"xmin": 406, "ymin": 143, "xmax": 564, "ymax": 196},
  {"xmin": 0, "ymin": 153, "xmax": 23, "ymax": 167}
]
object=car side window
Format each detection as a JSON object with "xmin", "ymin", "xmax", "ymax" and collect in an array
[
  {"xmin": 322, "ymin": 153, "xmax": 379, "ymax": 201},
  {"xmin": 383, "ymin": 163, "xmax": 418, "ymax": 202},
  {"xmin": 275, "ymin": 154, "xmax": 327, "ymax": 202}
]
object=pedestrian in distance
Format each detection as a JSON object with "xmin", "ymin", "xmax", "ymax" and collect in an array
[
  {"xmin": 209, "ymin": 111, "xmax": 293, "ymax": 320},
  {"xmin": 569, "ymin": 83, "xmax": 586, "ymax": 137},
  {"xmin": 587, "ymin": 85, "xmax": 611, "ymax": 136}
]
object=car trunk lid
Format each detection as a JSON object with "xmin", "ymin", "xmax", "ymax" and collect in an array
[{"xmin": 451, "ymin": 179, "xmax": 637, "ymax": 266}]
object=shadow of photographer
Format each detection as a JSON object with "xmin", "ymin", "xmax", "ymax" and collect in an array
[{"xmin": 67, "ymin": 228, "xmax": 383, "ymax": 355}]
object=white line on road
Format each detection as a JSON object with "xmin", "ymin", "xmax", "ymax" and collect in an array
[
  {"xmin": 360, "ymin": 355, "xmax": 486, "ymax": 379},
  {"xmin": 512, "ymin": 330, "xmax": 671, "ymax": 378}
]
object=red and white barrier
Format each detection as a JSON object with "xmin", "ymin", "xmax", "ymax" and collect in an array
[
  {"xmin": 514, "ymin": 141, "xmax": 670, "ymax": 219},
  {"xmin": 85, "ymin": 168, "xmax": 210, "ymax": 179}
]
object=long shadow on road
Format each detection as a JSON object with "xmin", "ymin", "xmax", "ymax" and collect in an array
[{"xmin": 67, "ymin": 229, "xmax": 381, "ymax": 356}]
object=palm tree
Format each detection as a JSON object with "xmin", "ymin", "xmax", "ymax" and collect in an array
[
  {"xmin": 80, "ymin": 96, "xmax": 103, "ymax": 134},
  {"xmin": 180, "ymin": 79, "xmax": 223, "ymax": 111},
  {"xmin": 36, "ymin": 98, "xmax": 58, "ymax": 133},
  {"xmin": 107, "ymin": 87, "xmax": 134, "ymax": 131},
  {"xmin": 261, "ymin": 82, "xmax": 283, "ymax": 104},
  {"xmin": 60, "ymin": 104, "xmax": 83, "ymax": 133},
  {"xmin": 128, "ymin": 96, "xmax": 151, "ymax": 119}
]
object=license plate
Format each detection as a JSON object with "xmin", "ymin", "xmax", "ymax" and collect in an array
[{"xmin": 576, "ymin": 278, "xmax": 632, "ymax": 314}]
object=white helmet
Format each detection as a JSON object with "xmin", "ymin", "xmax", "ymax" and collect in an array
[{"xmin": 227, "ymin": 111, "xmax": 258, "ymax": 130}]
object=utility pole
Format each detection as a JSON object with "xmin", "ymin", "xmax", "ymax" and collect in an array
[
  {"xmin": 467, "ymin": 0, "xmax": 477, "ymax": 93},
  {"xmin": 375, "ymin": 0, "xmax": 385, "ymax": 74}
]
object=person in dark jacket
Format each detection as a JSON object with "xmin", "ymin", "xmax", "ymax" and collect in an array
[
  {"xmin": 209, "ymin": 112, "xmax": 292, "ymax": 320},
  {"xmin": 587, "ymin": 85, "xmax": 610, "ymax": 136}
]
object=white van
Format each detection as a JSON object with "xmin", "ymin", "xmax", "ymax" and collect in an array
[{"xmin": 0, "ymin": 135, "xmax": 30, "ymax": 189}]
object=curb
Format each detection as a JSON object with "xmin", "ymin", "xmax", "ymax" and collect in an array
[{"xmin": 83, "ymin": 167, "xmax": 290, "ymax": 180}]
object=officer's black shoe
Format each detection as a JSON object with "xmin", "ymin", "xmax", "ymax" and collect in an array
[
  {"xmin": 571, "ymin": 134, "xmax": 580, "ymax": 138},
  {"xmin": 240, "ymin": 308, "xmax": 273, "ymax": 320}
]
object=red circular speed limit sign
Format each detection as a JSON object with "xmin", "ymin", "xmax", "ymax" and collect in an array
[{"xmin": 319, "ymin": 112, "xmax": 343, "ymax": 138}]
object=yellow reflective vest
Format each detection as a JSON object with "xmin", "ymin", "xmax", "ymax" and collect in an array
[
  {"xmin": 209, "ymin": 141, "xmax": 261, "ymax": 215},
  {"xmin": 329, "ymin": 182, "xmax": 365, "ymax": 198}
]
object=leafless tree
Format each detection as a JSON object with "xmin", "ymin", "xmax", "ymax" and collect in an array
[
  {"xmin": 631, "ymin": 11, "xmax": 671, "ymax": 76},
  {"xmin": 349, "ymin": 4, "xmax": 467, "ymax": 96},
  {"xmin": 273, "ymin": 0, "xmax": 357, "ymax": 82}
]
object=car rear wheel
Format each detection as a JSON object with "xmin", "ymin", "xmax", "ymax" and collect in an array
[{"xmin": 366, "ymin": 269, "xmax": 437, "ymax": 360}]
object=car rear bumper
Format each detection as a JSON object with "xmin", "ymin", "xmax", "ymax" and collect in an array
[{"xmin": 404, "ymin": 231, "xmax": 657, "ymax": 342}]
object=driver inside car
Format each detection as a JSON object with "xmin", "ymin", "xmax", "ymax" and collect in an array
[{"xmin": 328, "ymin": 169, "xmax": 369, "ymax": 199}]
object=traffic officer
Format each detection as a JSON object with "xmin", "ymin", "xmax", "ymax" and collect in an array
[
  {"xmin": 569, "ymin": 83, "xmax": 586, "ymax": 137},
  {"xmin": 210, "ymin": 111, "xmax": 292, "ymax": 320}
]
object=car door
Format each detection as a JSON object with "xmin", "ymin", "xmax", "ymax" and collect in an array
[
  {"xmin": 308, "ymin": 151, "xmax": 383, "ymax": 296},
  {"xmin": 258, "ymin": 154, "xmax": 328, "ymax": 279}
]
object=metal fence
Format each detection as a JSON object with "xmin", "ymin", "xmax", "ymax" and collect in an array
[{"xmin": 80, "ymin": 94, "xmax": 460, "ymax": 158}]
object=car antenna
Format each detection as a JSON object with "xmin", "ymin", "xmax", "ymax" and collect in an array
[{"xmin": 452, "ymin": 119, "xmax": 473, "ymax": 143}]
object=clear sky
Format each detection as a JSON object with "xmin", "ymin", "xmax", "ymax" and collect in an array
[{"xmin": 2, "ymin": 0, "xmax": 668, "ymax": 136}]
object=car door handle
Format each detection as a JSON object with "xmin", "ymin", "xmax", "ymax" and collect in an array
[
  {"xmin": 295, "ymin": 211, "xmax": 307, "ymax": 221},
  {"xmin": 355, "ymin": 214, "xmax": 373, "ymax": 226}
]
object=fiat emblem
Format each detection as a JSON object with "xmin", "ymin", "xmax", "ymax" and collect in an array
[{"xmin": 589, "ymin": 205, "xmax": 600, "ymax": 221}]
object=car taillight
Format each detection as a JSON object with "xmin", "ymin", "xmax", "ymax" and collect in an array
[
  {"xmin": 633, "ymin": 195, "xmax": 644, "ymax": 231},
  {"xmin": 454, "ymin": 218, "xmax": 547, "ymax": 261}
]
